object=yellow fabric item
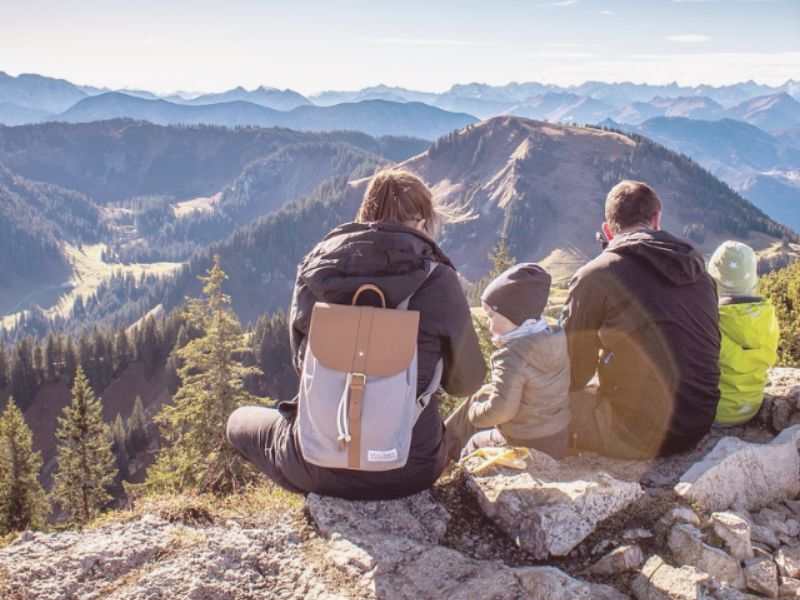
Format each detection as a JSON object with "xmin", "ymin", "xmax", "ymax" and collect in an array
[
  {"xmin": 462, "ymin": 447, "xmax": 531, "ymax": 474},
  {"xmin": 715, "ymin": 299, "xmax": 779, "ymax": 424}
]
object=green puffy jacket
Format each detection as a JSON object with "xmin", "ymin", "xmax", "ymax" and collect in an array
[{"xmin": 715, "ymin": 298, "xmax": 779, "ymax": 424}]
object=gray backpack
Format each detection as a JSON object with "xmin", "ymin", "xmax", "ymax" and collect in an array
[{"xmin": 297, "ymin": 264, "xmax": 442, "ymax": 471}]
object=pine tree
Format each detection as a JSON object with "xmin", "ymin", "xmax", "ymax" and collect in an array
[
  {"xmin": 110, "ymin": 414, "xmax": 129, "ymax": 481},
  {"xmin": 10, "ymin": 337, "xmax": 36, "ymax": 410},
  {"xmin": 0, "ymin": 398, "xmax": 49, "ymax": 534},
  {"xmin": 51, "ymin": 367, "xmax": 117, "ymax": 526},
  {"xmin": 0, "ymin": 343, "xmax": 8, "ymax": 388},
  {"xmin": 112, "ymin": 326, "xmax": 130, "ymax": 376},
  {"xmin": 488, "ymin": 236, "xmax": 515, "ymax": 280},
  {"xmin": 143, "ymin": 256, "xmax": 262, "ymax": 494},
  {"xmin": 140, "ymin": 316, "xmax": 160, "ymax": 377},
  {"xmin": 126, "ymin": 396, "xmax": 148, "ymax": 454},
  {"xmin": 63, "ymin": 338, "xmax": 78, "ymax": 385},
  {"xmin": 43, "ymin": 332, "xmax": 59, "ymax": 384}
]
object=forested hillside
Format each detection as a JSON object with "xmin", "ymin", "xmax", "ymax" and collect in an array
[{"xmin": 0, "ymin": 164, "xmax": 102, "ymax": 286}]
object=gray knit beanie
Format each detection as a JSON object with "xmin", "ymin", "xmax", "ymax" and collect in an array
[{"xmin": 481, "ymin": 263, "xmax": 552, "ymax": 325}]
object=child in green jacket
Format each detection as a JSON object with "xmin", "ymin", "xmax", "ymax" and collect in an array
[{"xmin": 708, "ymin": 241, "xmax": 779, "ymax": 425}]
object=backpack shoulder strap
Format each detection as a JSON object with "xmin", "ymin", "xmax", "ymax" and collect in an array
[{"xmin": 398, "ymin": 262, "xmax": 439, "ymax": 310}]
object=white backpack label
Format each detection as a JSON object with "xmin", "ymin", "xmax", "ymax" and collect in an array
[{"xmin": 368, "ymin": 449, "xmax": 398, "ymax": 462}]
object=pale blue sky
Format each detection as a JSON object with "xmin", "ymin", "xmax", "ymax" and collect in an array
[{"xmin": 2, "ymin": 0, "xmax": 798, "ymax": 94}]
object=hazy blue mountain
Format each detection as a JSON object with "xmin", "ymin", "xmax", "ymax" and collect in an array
[
  {"xmin": 180, "ymin": 86, "xmax": 311, "ymax": 111},
  {"xmin": 282, "ymin": 100, "xmax": 476, "ymax": 139},
  {"xmin": 727, "ymin": 93, "xmax": 800, "ymax": 132},
  {"xmin": 568, "ymin": 81, "xmax": 691, "ymax": 107},
  {"xmin": 504, "ymin": 92, "xmax": 613, "ymax": 123},
  {"xmin": 775, "ymin": 124, "xmax": 800, "ymax": 150},
  {"xmin": 695, "ymin": 81, "xmax": 791, "ymax": 108},
  {"xmin": 0, "ymin": 71, "xmax": 88, "ymax": 113},
  {"xmin": 605, "ymin": 117, "xmax": 800, "ymax": 231},
  {"xmin": 311, "ymin": 85, "xmax": 438, "ymax": 106},
  {"xmin": 0, "ymin": 102, "xmax": 53, "ymax": 126},
  {"xmin": 740, "ymin": 172, "xmax": 800, "ymax": 232},
  {"xmin": 53, "ymin": 93, "xmax": 476, "ymax": 139},
  {"xmin": 117, "ymin": 89, "xmax": 162, "ymax": 100}
]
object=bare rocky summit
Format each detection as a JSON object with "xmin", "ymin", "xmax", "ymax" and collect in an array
[{"xmin": 1, "ymin": 367, "xmax": 800, "ymax": 599}]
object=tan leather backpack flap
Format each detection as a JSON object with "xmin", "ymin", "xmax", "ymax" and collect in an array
[{"xmin": 309, "ymin": 303, "xmax": 419, "ymax": 377}]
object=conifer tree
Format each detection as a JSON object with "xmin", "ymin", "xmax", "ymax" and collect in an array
[
  {"xmin": 110, "ymin": 414, "xmax": 129, "ymax": 481},
  {"xmin": 43, "ymin": 332, "xmax": 59, "ymax": 383},
  {"xmin": 112, "ymin": 326, "xmax": 130, "ymax": 376},
  {"xmin": 63, "ymin": 338, "xmax": 77, "ymax": 385},
  {"xmin": 143, "ymin": 256, "xmax": 261, "ymax": 494},
  {"xmin": 51, "ymin": 367, "xmax": 117, "ymax": 526},
  {"xmin": 126, "ymin": 396, "xmax": 148, "ymax": 454},
  {"xmin": 0, "ymin": 343, "xmax": 7, "ymax": 388},
  {"xmin": 0, "ymin": 398, "xmax": 48, "ymax": 534}
]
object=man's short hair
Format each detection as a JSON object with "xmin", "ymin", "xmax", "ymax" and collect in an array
[{"xmin": 604, "ymin": 180, "xmax": 661, "ymax": 234}]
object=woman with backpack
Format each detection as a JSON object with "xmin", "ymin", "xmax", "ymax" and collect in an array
[{"xmin": 226, "ymin": 169, "xmax": 487, "ymax": 499}]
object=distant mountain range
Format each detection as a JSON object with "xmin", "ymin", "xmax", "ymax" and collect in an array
[
  {"xmin": 603, "ymin": 117, "xmax": 800, "ymax": 231},
  {"xmin": 2, "ymin": 70, "xmax": 800, "ymax": 132}
]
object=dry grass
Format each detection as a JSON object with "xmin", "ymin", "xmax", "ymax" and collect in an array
[{"xmin": 88, "ymin": 481, "xmax": 304, "ymax": 531}]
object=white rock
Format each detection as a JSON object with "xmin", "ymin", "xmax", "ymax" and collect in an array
[
  {"xmin": 623, "ymin": 528, "xmax": 654, "ymax": 541},
  {"xmin": 667, "ymin": 524, "xmax": 745, "ymax": 589},
  {"xmin": 588, "ymin": 544, "xmax": 644, "ymax": 575},
  {"xmin": 752, "ymin": 524, "xmax": 783, "ymax": 550},
  {"xmin": 659, "ymin": 506, "xmax": 702, "ymax": 528},
  {"xmin": 711, "ymin": 512, "xmax": 754, "ymax": 561},
  {"xmin": 632, "ymin": 554, "xmax": 743, "ymax": 600},
  {"xmin": 675, "ymin": 426, "xmax": 800, "ymax": 512},
  {"xmin": 779, "ymin": 575, "xmax": 800, "ymax": 596},
  {"xmin": 777, "ymin": 547, "xmax": 800, "ymax": 578},
  {"xmin": 785, "ymin": 500, "xmax": 800, "ymax": 516},
  {"xmin": 743, "ymin": 556, "xmax": 779, "ymax": 598},
  {"xmin": 307, "ymin": 491, "xmax": 621, "ymax": 599},
  {"xmin": 516, "ymin": 566, "xmax": 627, "ymax": 599},
  {"xmin": 465, "ymin": 449, "xmax": 642, "ymax": 559}
]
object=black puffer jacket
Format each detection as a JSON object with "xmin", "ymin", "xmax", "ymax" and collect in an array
[
  {"xmin": 274, "ymin": 222, "xmax": 486, "ymax": 499},
  {"xmin": 563, "ymin": 229, "xmax": 720, "ymax": 456}
]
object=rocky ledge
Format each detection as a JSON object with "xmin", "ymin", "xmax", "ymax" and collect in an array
[{"xmin": 1, "ymin": 367, "xmax": 799, "ymax": 599}]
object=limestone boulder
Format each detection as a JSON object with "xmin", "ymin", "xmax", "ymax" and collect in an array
[
  {"xmin": 667, "ymin": 524, "xmax": 745, "ymax": 589},
  {"xmin": 465, "ymin": 449, "xmax": 642, "ymax": 559},
  {"xmin": 743, "ymin": 556, "xmax": 779, "ymax": 598},
  {"xmin": 306, "ymin": 491, "xmax": 624, "ymax": 600},
  {"xmin": 776, "ymin": 546, "xmax": 800, "ymax": 579},
  {"xmin": 587, "ymin": 544, "xmax": 645, "ymax": 576},
  {"xmin": 632, "ymin": 555, "xmax": 746, "ymax": 600},
  {"xmin": 711, "ymin": 511, "xmax": 754, "ymax": 561},
  {"xmin": 760, "ymin": 368, "xmax": 800, "ymax": 432},
  {"xmin": 674, "ymin": 426, "xmax": 800, "ymax": 512}
]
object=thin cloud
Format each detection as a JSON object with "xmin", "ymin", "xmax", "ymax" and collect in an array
[
  {"xmin": 525, "ymin": 51, "xmax": 599, "ymax": 59},
  {"xmin": 543, "ymin": 42, "xmax": 584, "ymax": 48},
  {"xmin": 673, "ymin": 0, "xmax": 783, "ymax": 3},
  {"xmin": 359, "ymin": 37, "xmax": 500, "ymax": 47},
  {"xmin": 545, "ymin": 0, "xmax": 579, "ymax": 6},
  {"xmin": 599, "ymin": 9, "xmax": 616, "ymax": 15},
  {"xmin": 667, "ymin": 34, "xmax": 712, "ymax": 42}
]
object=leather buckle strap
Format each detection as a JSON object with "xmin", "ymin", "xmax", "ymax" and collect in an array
[{"xmin": 347, "ymin": 372, "xmax": 367, "ymax": 468}]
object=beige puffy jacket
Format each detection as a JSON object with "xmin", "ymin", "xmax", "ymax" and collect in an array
[{"xmin": 468, "ymin": 325, "xmax": 571, "ymax": 443}]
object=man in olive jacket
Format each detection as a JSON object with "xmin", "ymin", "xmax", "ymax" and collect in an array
[{"xmin": 562, "ymin": 180, "xmax": 720, "ymax": 459}]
